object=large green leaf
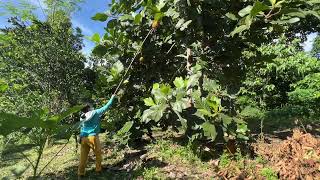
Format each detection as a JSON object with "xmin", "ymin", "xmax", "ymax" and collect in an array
[
  {"xmin": 202, "ymin": 121, "xmax": 217, "ymax": 141},
  {"xmin": 144, "ymin": 97, "xmax": 156, "ymax": 106},
  {"xmin": 134, "ymin": 13, "xmax": 142, "ymax": 24},
  {"xmin": 180, "ymin": 20, "xmax": 192, "ymax": 31},
  {"xmin": 112, "ymin": 61, "xmax": 124, "ymax": 75},
  {"xmin": 236, "ymin": 123, "xmax": 248, "ymax": 134},
  {"xmin": 31, "ymin": 108, "xmax": 49, "ymax": 121},
  {"xmin": 195, "ymin": 108, "xmax": 214, "ymax": 119},
  {"xmin": 219, "ymin": 114, "xmax": 233, "ymax": 127},
  {"xmin": 175, "ymin": 19, "xmax": 185, "ymax": 29},
  {"xmin": 156, "ymin": 0, "xmax": 166, "ymax": 10},
  {"xmin": 269, "ymin": 0, "xmax": 276, "ymax": 6},
  {"xmin": 275, "ymin": 0, "xmax": 284, "ymax": 8},
  {"xmin": 91, "ymin": 13, "xmax": 108, "ymax": 22},
  {"xmin": 193, "ymin": 96, "xmax": 208, "ymax": 109},
  {"xmin": 92, "ymin": 45, "xmax": 108, "ymax": 57},
  {"xmin": 238, "ymin": 5, "xmax": 253, "ymax": 17},
  {"xmin": 203, "ymin": 78, "xmax": 220, "ymax": 92},
  {"xmin": 49, "ymin": 105, "xmax": 84, "ymax": 123},
  {"xmin": 141, "ymin": 104, "xmax": 168, "ymax": 123},
  {"xmin": 91, "ymin": 33, "xmax": 100, "ymax": 43},
  {"xmin": 119, "ymin": 14, "xmax": 133, "ymax": 21},
  {"xmin": 141, "ymin": 109, "xmax": 153, "ymax": 123},
  {"xmin": 225, "ymin": 12, "xmax": 238, "ymax": 21},
  {"xmin": 53, "ymin": 124, "xmax": 75, "ymax": 140},
  {"xmin": 160, "ymin": 84, "xmax": 171, "ymax": 95},
  {"xmin": 152, "ymin": 84, "xmax": 171, "ymax": 103},
  {"xmin": 175, "ymin": 88, "xmax": 187, "ymax": 101},
  {"xmin": 117, "ymin": 121, "xmax": 133, "ymax": 135},
  {"xmin": 173, "ymin": 110, "xmax": 187, "ymax": 130},
  {"xmin": 173, "ymin": 77, "xmax": 185, "ymax": 89},
  {"xmin": 153, "ymin": 83, "xmax": 160, "ymax": 90},
  {"xmin": 288, "ymin": 17, "xmax": 300, "ymax": 23},
  {"xmin": 206, "ymin": 96, "xmax": 221, "ymax": 113},
  {"xmin": 154, "ymin": 12, "xmax": 165, "ymax": 21},
  {"xmin": 271, "ymin": 17, "xmax": 300, "ymax": 24},
  {"xmin": 171, "ymin": 98, "xmax": 189, "ymax": 112},
  {"xmin": 240, "ymin": 106, "xmax": 264, "ymax": 119},
  {"xmin": 0, "ymin": 113, "xmax": 41, "ymax": 136},
  {"xmin": 230, "ymin": 25, "xmax": 249, "ymax": 37},
  {"xmin": 304, "ymin": 10, "xmax": 320, "ymax": 19},
  {"xmin": 251, "ymin": 1, "xmax": 269, "ymax": 17},
  {"xmin": 187, "ymin": 73, "xmax": 201, "ymax": 88},
  {"xmin": 309, "ymin": 0, "xmax": 320, "ymax": 4}
]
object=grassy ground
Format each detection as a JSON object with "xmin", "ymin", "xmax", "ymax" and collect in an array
[
  {"xmin": 0, "ymin": 138, "xmax": 255, "ymax": 180},
  {"xmin": 0, "ymin": 133, "xmax": 215, "ymax": 179},
  {"xmin": 1, "ymin": 127, "xmax": 319, "ymax": 180}
]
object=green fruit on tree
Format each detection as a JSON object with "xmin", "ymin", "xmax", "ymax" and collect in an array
[{"xmin": 139, "ymin": 56, "xmax": 144, "ymax": 63}]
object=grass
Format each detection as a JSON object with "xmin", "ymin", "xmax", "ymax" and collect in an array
[
  {"xmin": 0, "ymin": 131, "xmax": 290, "ymax": 179},
  {"xmin": 0, "ymin": 138, "xmax": 79, "ymax": 179},
  {"xmin": 0, "ymin": 134, "xmax": 266, "ymax": 179},
  {"xmin": 148, "ymin": 139, "xmax": 211, "ymax": 170},
  {"xmin": 137, "ymin": 167, "xmax": 164, "ymax": 180}
]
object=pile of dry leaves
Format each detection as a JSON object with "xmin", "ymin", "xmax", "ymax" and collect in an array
[{"xmin": 255, "ymin": 129, "xmax": 320, "ymax": 179}]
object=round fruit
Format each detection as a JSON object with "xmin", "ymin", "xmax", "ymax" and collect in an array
[
  {"xmin": 139, "ymin": 56, "xmax": 144, "ymax": 63},
  {"xmin": 152, "ymin": 20, "xmax": 159, "ymax": 29}
]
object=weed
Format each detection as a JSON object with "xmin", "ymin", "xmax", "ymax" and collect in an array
[
  {"xmin": 219, "ymin": 152, "xmax": 231, "ymax": 168},
  {"xmin": 260, "ymin": 167, "xmax": 278, "ymax": 180},
  {"xmin": 153, "ymin": 140, "xmax": 200, "ymax": 164},
  {"xmin": 140, "ymin": 167, "xmax": 164, "ymax": 180},
  {"xmin": 256, "ymin": 155, "xmax": 268, "ymax": 164},
  {"xmin": 234, "ymin": 148, "xmax": 246, "ymax": 169}
]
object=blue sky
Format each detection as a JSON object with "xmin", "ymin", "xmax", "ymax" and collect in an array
[
  {"xmin": 72, "ymin": 0, "xmax": 111, "ymax": 55},
  {"xmin": 0, "ymin": 0, "xmax": 318, "ymax": 54}
]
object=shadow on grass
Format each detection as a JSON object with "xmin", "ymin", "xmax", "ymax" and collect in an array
[
  {"xmin": 40, "ymin": 149, "xmax": 167, "ymax": 180},
  {"xmin": 246, "ymin": 106, "xmax": 320, "ymax": 140},
  {"xmin": 1, "ymin": 143, "xmax": 35, "ymax": 167},
  {"xmin": 1, "ymin": 143, "xmax": 34, "ymax": 156}
]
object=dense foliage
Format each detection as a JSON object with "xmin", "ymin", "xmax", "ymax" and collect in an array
[
  {"xmin": 0, "ymin": 16, "xmax": 88, "ymax": 114},
  {"xmin": 88, "ymin": 0, "xmax": 320, "ymax": 147}
]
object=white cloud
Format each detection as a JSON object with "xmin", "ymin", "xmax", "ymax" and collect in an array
[
  {"xmin": 28, "ymin": 0, "xmax": 47, "ymax": 9},
  {"xmin": 72, "ymin": 19, "xmax": 94, "ymax": 35},
  {"xmin": 81, "ymin": 39, "xmax": 95, "ymax": 56}
]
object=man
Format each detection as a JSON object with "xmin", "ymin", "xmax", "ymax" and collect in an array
[{"xmin": 78, "ymin": 94, "xmax": 115, "ymax": 177}]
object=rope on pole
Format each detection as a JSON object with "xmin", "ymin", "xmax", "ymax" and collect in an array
[{"xmin": 113, "ymin": 28, "xmax": 154, "ymax": 95}]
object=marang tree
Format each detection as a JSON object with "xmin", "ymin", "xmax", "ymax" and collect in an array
[{"xmin": 90, "ymin": 0, "xmax": 320, "ymax": 147}]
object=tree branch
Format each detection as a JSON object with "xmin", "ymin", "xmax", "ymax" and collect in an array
[{"xmin": 19, "ymin": 152, "xmax": 35, "ymax": 170}]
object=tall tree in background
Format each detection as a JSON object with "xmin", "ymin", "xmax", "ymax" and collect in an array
[
  {"xmin": 0, "ymin": 16, "xmax": 87, "ymax": 115},
  {"xmin": 0, "ymin": 0, "xmax": 88, "ymax": 115}
]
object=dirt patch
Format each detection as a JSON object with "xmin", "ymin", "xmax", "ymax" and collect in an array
[
  {"xmin": 255, "ymin": 129, "xmax": 320, "ymax": 179},
  {"xmin": 160, "ymin": 163, "xmax": 215, "ymax": 179}
]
